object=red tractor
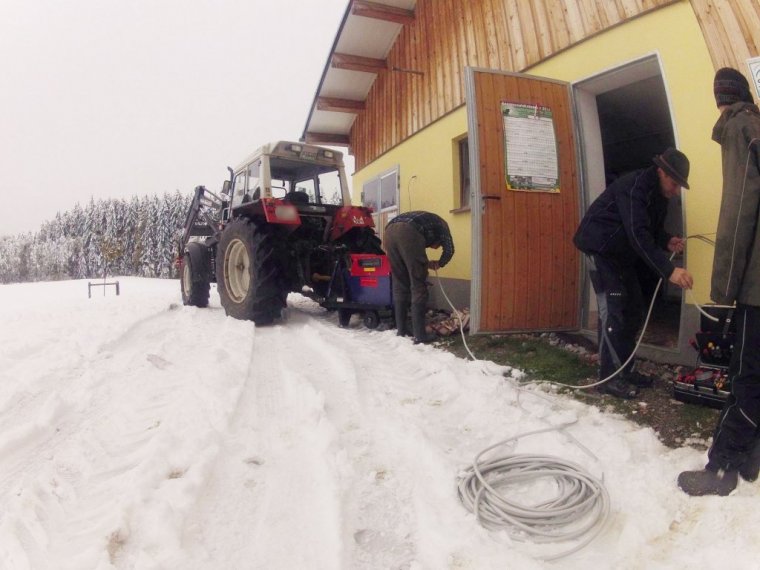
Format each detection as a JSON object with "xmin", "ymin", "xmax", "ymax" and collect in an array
[{"xmin": 178, "ymin": 141, "xmax": 390, "ymax": 326}]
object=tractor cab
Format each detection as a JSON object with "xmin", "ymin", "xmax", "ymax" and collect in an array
[{"xmin": 227, "ymin": 141, "xmax": 351, "ymax": 214}]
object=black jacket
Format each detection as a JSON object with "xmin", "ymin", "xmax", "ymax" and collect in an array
[{"xmin": 573, "ymin": 166, "xmax": 674, "ymax": 279}]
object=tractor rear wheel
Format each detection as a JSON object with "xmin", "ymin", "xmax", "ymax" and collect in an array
[
  {"xmin": 216, "ymin": 218, "xmax": 284, "ymax": 325},
  {"xmin": 180, "ymin": 243, "xmax": 210, "ymax": 307}
]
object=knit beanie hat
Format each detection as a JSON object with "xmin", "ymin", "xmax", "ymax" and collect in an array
[{"xmin": 714, "ymin": 67, "xmax": 753, "ymax": 107}]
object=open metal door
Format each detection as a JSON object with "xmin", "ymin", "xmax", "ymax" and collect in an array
[{"xmin": 466, "ymin": 67, "xmax": 581, "ymax": 334}]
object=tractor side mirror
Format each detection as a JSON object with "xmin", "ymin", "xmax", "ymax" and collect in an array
[{"xmin": 222, "ymin": 180, "xmax": 231, "ymax": 195}]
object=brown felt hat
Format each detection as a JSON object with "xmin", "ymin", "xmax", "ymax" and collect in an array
[{"xmin": 653, "ymin": 147, "xmax": 690, "ymax": 189}]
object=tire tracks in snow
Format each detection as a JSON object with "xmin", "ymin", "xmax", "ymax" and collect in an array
[
  {"xmin": 252, "ymin": 303, "xmax": 479, "ymax": 570},
  {"xmin": 0, "ymin": 306, "xmax": 255, "ymax": 570},
  {"xmin": 0, "ymin": 304, "xmax": 177, "ymax": 474},
  {"xmin": 180, "ymin": 311, "xmax": 347, "ymax": 570}
]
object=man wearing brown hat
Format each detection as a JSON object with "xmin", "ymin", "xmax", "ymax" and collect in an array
[
  {"xmin": 574, "ymin": 148, "xmax": 694, "ymax": 399},
  {"xmin": 678, "ymin": 68, "xmax": 760, "ymax": 496}
]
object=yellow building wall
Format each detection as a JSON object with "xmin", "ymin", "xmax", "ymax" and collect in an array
[
  {"xmin": 352, "ymin": 109, "xmax": 471, "ymax": 280},
  {"xmin": 353, "ymin": 1, "xmax": 721, "ymax": 303}
]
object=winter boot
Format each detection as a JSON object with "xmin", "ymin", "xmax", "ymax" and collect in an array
[
  {"xmin": 677, "ymin": 465, "xmax": 738, "ymax": 496},
  {"xmin": 411, "ymin": 303, "xmax": 435, "ymax": 344},
  {"xmin": 394, "ymin": 301, "xmax": 411, "ymax": 337},
  {"xmin": 739, "ymin": 439, "xmax": 760, "ymax": 482},
  {"xmin": 625, "ymin": 371, "xmax": 654, "ymax": 388},
  {"xmin": 597, "ymin": 376, "xmax": 639, "ymax": 399}
]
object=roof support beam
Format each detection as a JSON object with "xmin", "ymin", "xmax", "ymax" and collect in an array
[
  {"xmin": 351, "ymin": 0, "xmax": 415, "ymax": 25},
  {"xmin": 331, "ymin": 52, "xmax": 387, "ymax": 74},
  {"xmin": 303, "ymin": 132, "xmax": 351, "ymax": 147},
  {"xmin": 317, "ymin": 97, "xmax": 366, "ymax": 113}
]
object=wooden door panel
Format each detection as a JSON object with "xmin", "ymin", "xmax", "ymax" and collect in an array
[{"xmin": 468, "ymin": 68, "xmax": 581, "ymax": 333}]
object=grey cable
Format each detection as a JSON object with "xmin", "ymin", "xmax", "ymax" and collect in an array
[
  {"xmin": 457, "ymin": 426, "xmax": 610, "ymax": 561},
  {"xmin": 435, "ymin": 270, "xmax": 609, "ymax": 559}
]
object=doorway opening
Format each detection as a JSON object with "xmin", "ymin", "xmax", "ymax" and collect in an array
[{"xmin": 574, "ymin": 56, "xmax": 683, "ymax": 350}]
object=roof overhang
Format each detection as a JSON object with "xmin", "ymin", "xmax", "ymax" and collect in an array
[{"xmin": 301, "ymin": 0, "xmax": 417, "ymax": 147}]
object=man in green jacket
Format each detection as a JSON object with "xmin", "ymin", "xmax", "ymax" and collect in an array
[{"xmin": 678, "ymin": 68, "xmax": 760, "ymax": 496}]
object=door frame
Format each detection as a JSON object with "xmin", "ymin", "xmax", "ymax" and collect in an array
[{"xmin": 571, "ymin": 52, "xmax": 687, "ymax": 359}]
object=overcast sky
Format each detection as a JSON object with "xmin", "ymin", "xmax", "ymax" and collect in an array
[{"xmin": 0, "ymin": 0, "xmax": 349, "ymax": 236}]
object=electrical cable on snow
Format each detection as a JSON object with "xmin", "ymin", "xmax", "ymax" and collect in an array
[
  {"xmin": 434, "ymin": 268, "xmax": 609, "ymax": 560},
  {"xmin": 456, "ymin": 426, "xmax": 611, "ymax": 562},
  {"xmin": 432, "ymin": 231, "xmax": 724, "ymax": 559}
]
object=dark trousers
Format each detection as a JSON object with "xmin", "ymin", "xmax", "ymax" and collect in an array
[
  {"xmin": 708, "ymin": 304, "xmax": 760, "ymax": 470},
  {"xmin": 587, "ymin": 254, "xmax": 645, "ymax": 381},
  {"xmin": 384, "ymin": 222, "xmax": 429, "ymax": 306}
]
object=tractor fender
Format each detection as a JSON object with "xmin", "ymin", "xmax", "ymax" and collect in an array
[
  {"xmin": 330, "ymin": 206, "xmax": 375, "ymax": 241},
  {"xmin": 184, "ymin": 241, "xmax": 212, "ymax": 281}
]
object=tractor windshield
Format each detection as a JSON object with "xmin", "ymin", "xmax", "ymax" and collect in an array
[{"xmin": 270, "ymin": 157, "xmax": 344, "ymax": 206}]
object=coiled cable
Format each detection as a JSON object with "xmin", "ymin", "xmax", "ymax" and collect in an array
[{"xmin": 457, "ymin": 426, "xmax": 610, "ymax": 561}]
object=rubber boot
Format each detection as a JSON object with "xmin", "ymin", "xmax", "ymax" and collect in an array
[
  {"xmin": 394, "ymin": 301, "xmax": 411, "ymax": 337},
  {"xmin": 677, "ymin": 464, "xmax": 738, "ymax": 496},
  {"xmin": 625, "ymin": 371, "xmax": 654, "ymax": 388},
  {"xmin": 411, "ymin": 303, "xmax": 435, "ymax": 344},
  {"xmin": 739, "ymin": 439, "xmax": 760, "ymax": 482},
  {"xmin": 597, "ymin": 376, "xmax": 639, "ymax": 399}
]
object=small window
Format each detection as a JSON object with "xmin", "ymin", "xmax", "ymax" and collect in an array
[
  {"xmin": 458, "ymin": 138, "xmax": 470, "ymax": 209},
  {"xmin": 362, "ymin": 168, "xmax": 398, "ymax": 213},
  {"xmin": 231, "ymin": 171, "xmax": 247, "ymax": 207},
  {"xmin": 270, "ymin": 177, "xmax": 291, "ymax": 199},
  {"xmin": 318, "ymin": 170, "xmax": 343, "ymax": 205},
  {"xmin": 248, "ymin": 161, "xmax": 261, "ymax": 199},
  {"xmin": 362, "ymin": 167, "xmax": 399, "ymax": 244}
]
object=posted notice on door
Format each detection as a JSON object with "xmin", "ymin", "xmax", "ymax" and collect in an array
[{"xmin": 501, "ymin": 102, "xmax": 560, "ymax": 193}]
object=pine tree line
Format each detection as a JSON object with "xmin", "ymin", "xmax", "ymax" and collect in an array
[{"xmin": 0, "ymin": 192, "xmax": 191, "ymax": 284}]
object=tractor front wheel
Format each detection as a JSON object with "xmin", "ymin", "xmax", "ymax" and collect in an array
[{"xmin": 180, "ymin": 242, "xmax": 210, "ymax": 307}]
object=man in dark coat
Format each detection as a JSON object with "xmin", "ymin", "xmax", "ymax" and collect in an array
[
  {"xmin": 678, "ymin": 68, "xmax": 760, "ymax": 496},
  {"xmin": 574, "ymin": 148, "xmax": 694, "ymax": 399},
  {"xmin": 384, "ymin": 211, "xmax": 454, "ymax": 343}
]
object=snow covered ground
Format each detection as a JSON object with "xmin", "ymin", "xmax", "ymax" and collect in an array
[{"xmin": 0, "ymin": 277, "xmax": 757, "ymax": 569}]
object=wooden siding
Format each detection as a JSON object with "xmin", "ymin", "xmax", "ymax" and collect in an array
[
  {"xmin": 690, "ymin": 0, "xmax": 760, "ymax": 72},
  {"xmin": 350, "ymin": 0, "xmax": 677, "ymax": 169}
]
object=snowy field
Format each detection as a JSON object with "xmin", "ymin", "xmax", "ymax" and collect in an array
[{"xmin": 0, "ymin": 277, "xmax": 757, "ymax": 569}]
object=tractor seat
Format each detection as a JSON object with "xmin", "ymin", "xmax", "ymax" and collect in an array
[{"xmin": 285, "ymin": 191, "xmax": 310, "ymax": 204}]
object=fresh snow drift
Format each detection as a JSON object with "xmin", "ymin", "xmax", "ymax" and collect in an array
[{"xmin": 0, "ymin": 277, "xmax": 757, "ymax": 569}]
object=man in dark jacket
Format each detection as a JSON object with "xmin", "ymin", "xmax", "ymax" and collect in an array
[
  {"xmin": 385, "ymin": 211, "xmax": 454, "ymax": 343},
  {"xmin": 678, "ymin": 68, "xmax": 760, "ymax": 496},
  {"xmin": 574, "ymin": 148, "xmax": 694, "ymax": 399}
]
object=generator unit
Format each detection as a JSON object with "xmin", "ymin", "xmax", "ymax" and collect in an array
[
  {"xmin": 673, "ymin": 306, "xmax": 735, "ymax": 409},
  {"xmin": 322, "ymin": 253, "xmax": 393, "ymax": 329}
]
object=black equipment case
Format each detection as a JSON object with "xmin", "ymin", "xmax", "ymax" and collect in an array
[{"xmin": 673, "ymin": 306, "xmax": 735, "ymax": 409}]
